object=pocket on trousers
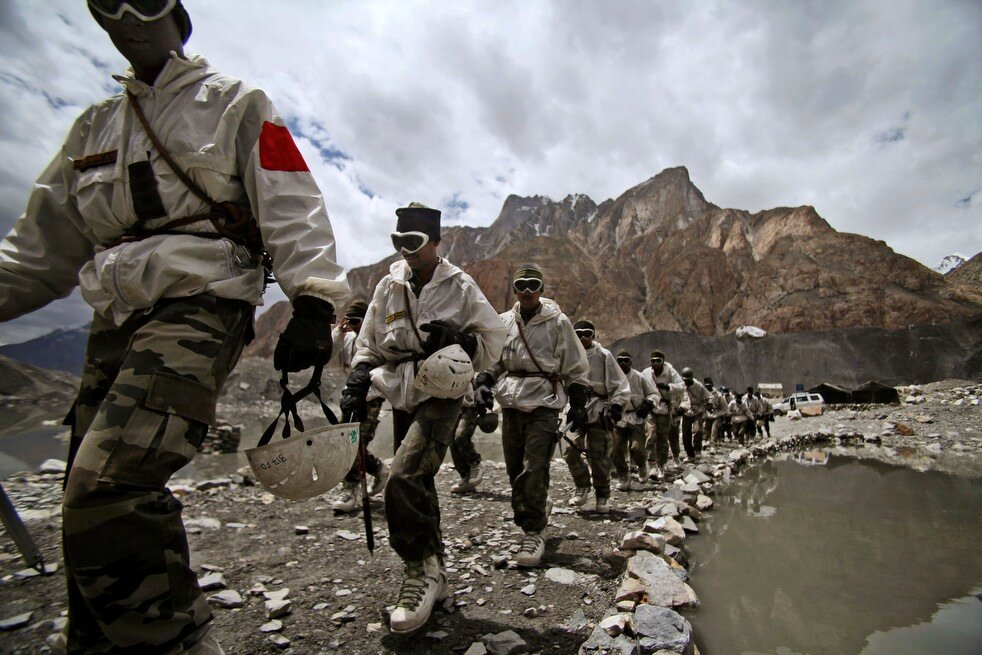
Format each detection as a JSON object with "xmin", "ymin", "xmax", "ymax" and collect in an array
[{"xmin": 99, "ymin": 372, "xmax": 216, "ymax": 489}]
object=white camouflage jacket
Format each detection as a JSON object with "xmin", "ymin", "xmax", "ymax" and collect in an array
[
  {"xmin": 353, "ymin": 258, "xmax": 506, "ymax": 412},
  {"xmin": 616, "ymin": 367, "xmax": 658, "ymax": 428},
  {"xmin": 581, "ymin": 342, "xmax": 632, "ymax": 425},
  {"xmin": 0, "ymin": 53, "xmax": 348, "ymax": 325},
  {"xmin": 486, "ymin": 298, "xmax": 589, "ymax": 413},
  {"xmin": 641, "ymin": 362, "xmax": 685, "ymax": 417}
]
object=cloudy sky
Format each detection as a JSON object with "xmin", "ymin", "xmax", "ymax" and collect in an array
[{"xmin": 0, "ymin": 0, "xmax": 979, "ymax": 344}]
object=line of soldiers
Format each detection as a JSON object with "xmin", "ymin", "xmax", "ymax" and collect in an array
[{"xmin": 328, "ymin": 204, "xmax": 782, "ymax": 634}]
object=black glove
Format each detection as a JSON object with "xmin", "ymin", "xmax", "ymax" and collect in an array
[
  {"xmin": 566, "ymin": 382, "xmax": 591, "ymax": 433},
  {"xmin": 419, "ymin": 319, "xmax": 478, "ymax": 358},
  {"xmin": 656, "ymin": 382, "xmax": 670, "ymax": 393},
  {"xmin": 673, "ymin": 406, "xmax": 685, "ymax": 417},
  {"xmin": 635, "ymin": 398, "xmax": 655, "ymax": 419},
  {"xmin": 273, "ymin": 296, "xmax": 335, "ymax": 372},
  {"xmin": 607, "ymin": 403, "xmax": 623, "ymax": 424},
  {"xmin": 339, "ymin": 362, "xmax": 372, "ymax": 422},
  {"xmin": 475, "ymin": 386, "xmax": 494, "ymax": 411}
]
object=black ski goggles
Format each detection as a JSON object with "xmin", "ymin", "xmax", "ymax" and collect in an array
[
  {"xmin": 574, "ymin": 329, "xmax": 595, "ymax": 339},
  {"xmin": 513, "ymin": 278, "xmax": 543, "ymax": 293},
  {"xmin": 390, "ymin": 231, "xmax": 430, "ymax": 255},
  {"xmin": 88, "ymin": 0, "xmax": 176, "ymax": 21},
  {"xmin": 616, "ymin": 356, "xmax": 632, "ymax": 364}
]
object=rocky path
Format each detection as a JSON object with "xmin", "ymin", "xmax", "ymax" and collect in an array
[{"xmin": 0, "ymin": 380, "xmax": 978, "ymax": 654}]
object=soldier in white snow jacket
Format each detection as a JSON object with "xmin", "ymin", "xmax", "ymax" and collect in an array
[
  {"xmin": 476, "ymin": 264, "xmax": 590, "ymax": 567},
  {"xmin": 0, "ymin": 3, "xmax": 348, "ymax": 653},
  {"xmin": 339, "ymin": 203, "xmax": 506, "ymax": 635},
  {"xmin": 563, "ymin": 319, "xmax": 631, "ymax": 513},
  {"xmin": 611, "ymin": 349, "xmax": 658, "ymax": 491},
  {"xmin": 641, "ymin": 349, "xmax": 686, "ymax": 478}
]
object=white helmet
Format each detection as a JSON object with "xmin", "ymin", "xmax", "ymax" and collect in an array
[
  {"xmin": 245, "ymin": 422, "xmax": 359, "ymax": 500},
  {"xmin": 414, "ymin": 344, "xmax": 474, "ymax": 399}
]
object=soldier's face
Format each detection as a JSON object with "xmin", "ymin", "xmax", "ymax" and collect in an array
[
  {"xmin": 514, "ymin": 286, "xmax": 542, "ymax": 311},
  {"xmin": 403, "ymin": 240, "xmax": 439, "ymax": 271},
  {"xmin": 102, "ymin": 10, "xmax": 184, "ymax": 75}
]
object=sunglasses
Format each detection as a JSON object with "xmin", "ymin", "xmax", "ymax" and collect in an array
[
  {"xmin": 390, "ymin": 231, "xmax": 430, "ymax": 255},
  {"xmin": 88, "ymin": 0, "xmax": 177, "ymax": 21},
  {"xmin": 513, "ymin": 278, "xmax": 543, "ymax": 293},
  {"xmin": 574, "ymin": 329, "xmax": 595, "ymax": 339}
]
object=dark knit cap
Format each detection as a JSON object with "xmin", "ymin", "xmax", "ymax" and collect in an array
[
  {"xmin": 650, "ymin": 349, "xmax": 665, "ymax": 360},
  {"xmin": 573, "ymin": 319, "xmax": 595, "ymax": 331},
  {"xmin": 395, "ymin": 202, "xmax": 441, "ymax": 242},
  {"xmin": 513, "ymin": 263, "xmax": 544, "ymax": 282},
  {"xmin": 616, "ymin": 349, "xmax": 632, "ymax": 359},
  {"xmin": 344, "ymin": 300, "xmax": 368, "ymax": 320}
]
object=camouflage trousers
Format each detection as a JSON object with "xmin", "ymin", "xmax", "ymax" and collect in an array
[
  {"xmin": 449, "ymin": 405, "xmax": 482, "ymax": 479},
  {"xmin": 645, "ymin": 413, "xmax": 677, "ymax": 467},
  {"xmin": 564, "ymin": 421, "xmax": 613, "ymax": 499},
  {"xmin": 681, "ymin": 414, "xmax": 705, "ymax": 459},
  {"xmin": 342, "ymin": 397, "xmax": 385, "ymax": 483},
  {"xmin": 63, "ymin": 295, "xmax": 252, "ymax": 655},
  {"xmin": 612, "ymin": 423, "xmax": 647, "ymax": 477},
  {"xmin": 501, "ymin": 407, "xmax": 560, "ymax": 533},
  {"xmin": 384, "ymin": 397, "xmax": 462, "ymax": 562}
]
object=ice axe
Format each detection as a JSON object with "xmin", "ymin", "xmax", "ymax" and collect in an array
[
  {"xmin": 342, "ymin": 406, "xmax": 374, "ymax": 554},
  {"xmin": 0, "ymin": 483, "xmax": 48, "ymax": 574}
]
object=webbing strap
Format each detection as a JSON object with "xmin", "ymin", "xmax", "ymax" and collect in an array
[{"xmin": 257, "ymin": 365, "xmax": 339, "ymax": 447}]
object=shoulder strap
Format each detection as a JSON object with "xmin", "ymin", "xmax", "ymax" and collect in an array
[
  {"xmin": 126, "ymin": 91, "xmax": 219, "ymax": 210},
  {"xmin": 515, "ymin": 318, "xmax": 560, "ymax": 394},
  {"xmin": 401, "ymin": 284, "xmax": 426, "ymax": 351}
]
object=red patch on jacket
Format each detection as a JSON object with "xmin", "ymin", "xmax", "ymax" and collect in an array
[{"xmin": 259, "ymin": 122, "xmax": 310, "ymax": 172}]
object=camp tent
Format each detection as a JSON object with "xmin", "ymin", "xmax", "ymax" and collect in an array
[
  {"xmin": 851, "ymin": 381, "xmax": 901, "ymax": 404},
  {"xmin": 807, "ymin": 382, "xmax": 851, "ymax": 404},
  {"xmin": 758, "ymin": 383, "xmax": 784, "ymax": 399}
]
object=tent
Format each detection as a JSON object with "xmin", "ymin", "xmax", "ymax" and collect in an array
[
  {"xmin": 807, "ymin": 382, "xmax": 851, "ymax": 404},
  {"xmin": 851, "ymin": 380, "xmax": 901, "ymax": 404}
]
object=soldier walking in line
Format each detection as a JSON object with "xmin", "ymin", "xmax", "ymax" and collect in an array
[
  {"xmin": 729, "ymin": 392, "xmax": 755, "ymax": 445},
  {"xmin": 476, "ymin": 264, "xmax": 589, "ymax": 567},
  {"xmin": 449, "ymin": 384, "xmax": 484, "ymax": 494},
  {"xmin": 719, "ymin": 386, "xmax": 734, "ymax": 441},
  {"xmin": 703, "ymin": 377, "xmax": 725, "ymax": 447},
  {"xmin": 563, "ymin": 319, "xmax": 631, "ymax": 513},
  {"xmin": 332, "ymin": 300, "xmax": 390, "ymax": 513},
  {"xmin": 642, "ymin": 350, "xmax": 685, "ymax": 479},
  {"xmin": 755, "ymin": 391, "xmax": 774, "ymax": 439},
  {"xmin": 745, "ymin": 386, "xmax": 764, "ymax": 439},
  {"xmin": 339, "ymin": 202, "xmax": 506, "ymax": 635},
  {"xmin": 0, "ymin": 3, "xmax": 349, "ymax": 652},
  {"xmin": 611, "ymin": 349, "xmax": 658, "ymax": 491},
  {"xmin": 679, "ymin": 367, "xmax": 711, "ymax": 462}
]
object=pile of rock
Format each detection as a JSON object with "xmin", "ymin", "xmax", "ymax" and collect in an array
[{"xmin": 199, "ymin": 422, "xmax": 242, "ymax": 454}]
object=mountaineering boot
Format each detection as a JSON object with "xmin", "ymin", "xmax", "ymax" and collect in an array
[
  {"xmin": 468, "ymin": 462, "xmax": 484, "ymax": 488},
  {"xmin": 182, "ymin": 633, "xmax": 226, "ymax": 655},
  {"xmin": 648, "ymin": 465, "xmax": 663, "ymax": 481},
  {"xmin": 389, "ymin": 556, "xmax": 448, "ymax": 635},
  {"xmin": 368, "ymin": 462, "xmax": 390, "ymax": 497},
  {"xmin": 595, "ymin": 497, "xmax": 611, "ymax": 514},
  {"xmin": 332, "ymin": 481, "xmax": 361, "ymax": 513},
  {"xmin": 637, "ymin": 463, "xmax": 649, "ymax": 482},
  {"xmin": 568, "ymin": 487, "xmax": 591, "ymax": 507},
  {"xmin": 515, "ymin": 531, "xmax": 545, "ymax": 567},
  {"xmin": 451, "ymin": 462, "xmax": 483, "ymax": 494},
  {"xmin": 616, "ymin": 474, "xmax": 632, "ymax": 491}
]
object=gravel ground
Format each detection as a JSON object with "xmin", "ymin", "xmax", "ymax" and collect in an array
[{"xmin": 0, "ymin": 379, "xmax": 978, "ymax": 654}]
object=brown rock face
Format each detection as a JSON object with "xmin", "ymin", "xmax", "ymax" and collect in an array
[{"xmin": 250, "ymin": 167, "xmax": 981, "ymax": 350}]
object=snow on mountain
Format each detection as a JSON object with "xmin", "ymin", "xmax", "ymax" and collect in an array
[{"xmin": 935, "ymin": 253, "xmax": 967, "ymax": 275}]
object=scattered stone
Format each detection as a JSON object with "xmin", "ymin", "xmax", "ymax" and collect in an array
[
  {"xmin": 566, "ymin": 609, "xmax": 590, "ymax": 632},
  {"xmin": 521, "ymin": 583, "xmax": 536, "ymax": 596},
  {"xmin": 294, "ymin": 525, "xmax": 310, "ymax": 535},
  {"xmin": 522, "ymin": 607, "xmax": 539, "ymax": 618},
  {"xmin": 208, "ymin": 590, "xmax": 244, "ymax": 609},
  {"xmin": 616, "ymin": 599, "xmax": 637, "ymax": 612},
  {"xmin": 425, "ymin": 630, "xmax": 449, "ymax": 640},
  {"xmin": 336, "ymin": 530, "xmax": 361, "ymax": 541},
  {"xmin": 265, "ymin": 599, "xmax": 292, "ymax": 619},
  {"xmin": 259, "ymin": 620, "xmax": 283, "ymax": 633},
  {"xmin": 545, "ymin": 567, "xmax": 580, "ymax": 585},
  {"xmin": 695, "ymin": 494, "xmax": 714, "ymax": 511},
  {"xmin": 915, "ymin": 415, "xmax": 933, "ymax": 424},
  {"xmin": 39, "ymin": 459, "xmax": 67, "ymax": 474},
  {"xmin": 196, "ymin": 478, "xmax": 231, "ymax": 491},
  {"xmin": 633, "ymin": 604, "xmax": 693, "ymax": 653},
  {"xmin": 263, "ymin": 588, "xmax": 290, "ymax": 601},
  {"xmin": 465, "ymin": 643, "xmax": 489, "ymax": 655},
  {"xmin": 894, "ymin": 423, "xmax": 915, "ymax": 436},
  {"xmin": 627, "ymin": 551, "xmax": 699, "ymax": 609},
  {"xmin": 268, "ymin": 634, "xmax": 290, "ymax": 650},
  {"xmin": 482, "ymin": 629, "xmax": 528, "ymax": 654},
  {"xmin": 197, "ymin": 572, "xmax": 226, "ymax": 591},
  {"xmin": 680, "ymin": 516, "xmax": 698, "ymax": 534},
  {"xmin": 600, "ymin": 613, "xmax": 634, "ymax": 637},
  {"xmin": 578, "ymin": 624, "xmax": 640, "ymax": 654},
  {"xmin": 0, "ymin": 612, "xmax": 33, "ymax": 631},
  {"xmin": 614, "ymin": 577, "xmax": 647, "ymax": 603},
  {"xmin": 621, "ymin": 530, "xmax": 666, "ymax": 553}
]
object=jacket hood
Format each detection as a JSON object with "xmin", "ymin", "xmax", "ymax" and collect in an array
[
  {"xmin": 114, "ymin": 52, "xmax": 212, "ymax": 96},
  {"xmin": 509, "ymin": 297, "xmax": 562, "ymax": 324}
]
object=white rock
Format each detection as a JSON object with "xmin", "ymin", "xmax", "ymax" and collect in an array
[
  {"xmin": 545, "ymin": 567, "xmax": 580, "ymax": 585},
  {"xmin": 39, "ymin": 459, "xmax": 67, "ymax": 474}
]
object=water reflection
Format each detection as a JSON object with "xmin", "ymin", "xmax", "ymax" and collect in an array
[{"xmin": 688, "ymin": 455, "xmax": 982, "ymax": 655}]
